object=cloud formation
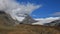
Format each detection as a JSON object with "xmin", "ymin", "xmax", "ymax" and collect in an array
[
  {"xmin": 0, "ymin": 0, "xmax": 41, "ymax": 21},
  {"xmin": 51, "ymin": 12, "xmax": 60, "ymax": 17},
  {"xmin": 32, "ymin": 17, "xmax": 60, "ymax": 25}
]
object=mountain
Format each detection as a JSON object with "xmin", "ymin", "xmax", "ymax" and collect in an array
[
  {"xmin": 44, "ymin": 19, "xmax": 60, "ymax": 26},
  {"xmin": 0, "ymin": 11, "xmax": 60, "ymax": 34},
  {"xmin": 19, "ymin": 14, "xmax": 38, "ymax": 24},
  {"xmin": 0, "ymin": 11, "xmax": 38, "ymax": 26},
  {"xmin": 0, "ymin": 11, "xmax": 20, "ymax": 26}
]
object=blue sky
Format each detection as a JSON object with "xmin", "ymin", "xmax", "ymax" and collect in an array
[{"xmin": 16, "ymin": 0, "xmax": 60, "ymax": 18}]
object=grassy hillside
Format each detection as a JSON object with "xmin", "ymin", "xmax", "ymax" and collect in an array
[
  {"xmin": 0, "ymin": 24, "xmax": 60, "ymax": 34},
  {"xmin": 0, "ymin": 13, "xmax": 60, "ymax": 34}
]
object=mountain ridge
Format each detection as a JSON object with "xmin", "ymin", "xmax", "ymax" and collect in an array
[{"xmin": 0, "ymin": 11, "xmax": 60, "ymax": 34}]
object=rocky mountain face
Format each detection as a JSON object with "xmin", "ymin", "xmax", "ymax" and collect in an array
[
  {"xmin": 1, "ymin": 11, "xmax": 60, "ymax": 27},
  {"xmin": 20, "ymin": 14, "xmax": 38, "ymax": 24},
  {"xmin": 0, "ymin": 11, "xmax": 20, "ymax": 26},
  {"xmin": 44, "ymin": 19, "xmax": 60, "ymax": 26},
  {"xmin": 0, "ymin": 11, "xmax": 37, "ymax": 26}
]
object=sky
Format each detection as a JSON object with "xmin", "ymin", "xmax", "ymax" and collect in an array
[
  {"xmin": 16, "ymin": 0, "xmax": 60, "ymax": 18},
  {"xmin": 0, "ymin": 0, "xmax": 60, "ymax": 25},
  {"xmin": 0, "ymin": 0, "xmax": 40, "ymax": 21}
]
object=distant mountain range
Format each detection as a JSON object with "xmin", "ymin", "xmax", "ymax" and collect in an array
[
  {"xmin": 0, "ymin": 11, "xmax": 60, "ymax": 27},
  {"xmin": 44, "ymin": 19, "xmax": 60, "ymax": 26}
]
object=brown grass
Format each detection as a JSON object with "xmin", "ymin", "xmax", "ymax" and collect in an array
[{"xmin": 0, "ymin": 24, "xmax": 60, "ymax": 34}]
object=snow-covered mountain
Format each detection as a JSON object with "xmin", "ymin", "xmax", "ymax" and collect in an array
[
  {"xmin": 20, "ymin": 14, "xmax": 38, "ymax": 24},
  {"xmin": 0, "ymin": 11, "xmax": 37, "ymax": 26},
  {"xmin": 32, "ymin": 17, "xmax": 60, "ymax": 25},
  {"xmin": 44, "ymin": 19, "xmax": 60, "ymax": 26}
]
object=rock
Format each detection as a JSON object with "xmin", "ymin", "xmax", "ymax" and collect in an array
[
  {"xmin": 0, "ymin": 11, "xmax": 20, "ymax": 26},
  {"xmin": 20, "ymin": 14, "xmax": 38, "ymax": 24}
]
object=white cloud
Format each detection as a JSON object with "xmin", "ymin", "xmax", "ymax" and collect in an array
[
  {"xmin": 15, "ymin": 16, "xmax": 25, "ymax": 21},
  {"xmin": 51, "ymin": 12, "xmax": 60, "ymax": 16},
  {"xmin": 32, "ymin": 17, "xmax": 60, "ymax": 25},
  {"xmin": 0, "ymin": 0, "xmax": 41, "ymax": 21}
]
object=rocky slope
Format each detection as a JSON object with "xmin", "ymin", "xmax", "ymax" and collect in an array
[
  {"xmin": 0, "ymin": 11, "xmax": 20, "ymax": 26},
  {"xmin": 20, "ymin": 14, "xmax": 38, "ymax": 24},
  {"xmin": 0, "ymin": 11, "xmax": 60, "ymax": 34},
  {"xmin": 0, "ymin": 11, "xmax": 37, "ymax": 25}
]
